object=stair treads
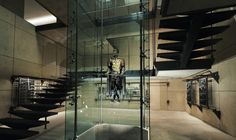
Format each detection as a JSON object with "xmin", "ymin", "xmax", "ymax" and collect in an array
[
  {"xmin": 0, "ymin": 128, "xmax": 39, "ymax": 140},
  {"xmin": 49, "ymin": 84, "xmax": 73, "ymax": 88},
  {"xmin": 157, "ymin": 50, "xmax": 214, "ymax": 60},
  {"xmin": 194, "ymin": 38, "xmax": 222, "ymax": 50},
  {"xmin": 43, "ymin": 88, "xmax": 68, "ymax": 93},
  {"xmin": 21, "ymin": 104, "xmax": 64, "ymax": 111},
  {"xmin": 203, "ymin": 10, "xmax": 236, "ymax": 27},
  {"xmin": 159, "ymin": 30, "xmax": 186, "ymax": 41},
  {"xmin": 159, "ymin": 26, "xmax": 228, "ymax": 41},
  {"xmin": 160, "ymin": 10, "xmax": 236, "ymax": 29},
  {"xmin": 158, "ymin": 38, "xmax": 221, "ymax": 51},
  {"xmin": 29, "ymin": 98, "xmax": 66, "ymax": 104},
  {"xmin": 154, "ymin": 59, "xmax": 213, "ymax": 70},
  {"xmin": 8, "ymin": 110, "xmax": 57, "ymax": 120},
  {"xmin": 198, "ymin": 26, "xmax": 229, "ymax": 39},
  {"xmin": 0, "ymin": 118, "xmax": 48, "ymax": 130},
  {"xmin": 160, "ymin": 16, "xmax": 189, "ymax": 29},
  {"xmin": 158, "ymin": 42, "xmax": 184, "ymax": 51},
  {"xmin": 191, "ymin": 50, "xmax": 215, "ymax": 58},
  {"xmin": 50, "ymin": 79, "xmax": 71, "ymax": 85},
  {"xmin": 157, "ymin": 52, "xmax": 181, "ymax": 60},
  {"xmin": 37, "ymin": 93, "xmax": 70, "ymax": 98}
]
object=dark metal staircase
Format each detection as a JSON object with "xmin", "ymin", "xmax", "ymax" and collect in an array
[
  {"xmin": 0, "ymin": 74, "xmax": 73, "ymax": 139},
  {"xmin": 155, "ymin": 9, "xmax": 236, "ymax": 71}
]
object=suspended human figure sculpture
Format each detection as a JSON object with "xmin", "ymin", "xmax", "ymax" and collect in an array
[{"xmin": 108, "ymin": 49, "xmax": 125, "ymax": 102}]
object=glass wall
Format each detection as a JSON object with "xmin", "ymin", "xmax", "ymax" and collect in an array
[{"xmin": 66, "ymin": 0, "xmax": 152, "ymax": 140}]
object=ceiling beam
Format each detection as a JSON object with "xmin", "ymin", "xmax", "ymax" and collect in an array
[
  {"xmin": 36, "ymin": 22, "xmax": 66, "ymax": 32},
  {"xmin": 35, "ymin": 0, "xmax": 67, "ymax": 24}
]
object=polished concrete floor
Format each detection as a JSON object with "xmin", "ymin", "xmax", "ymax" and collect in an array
[
  {"xmin": 27, "ymin": 110, "xmax": 236, "ymax": 140},
  {"xmin": 151, "ymin": 111, "xmax": 236, "ymax": 140}
]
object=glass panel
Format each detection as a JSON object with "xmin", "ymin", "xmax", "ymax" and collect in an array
[
  {"xmin": 66, "ymin": 0, "xmax": 151, "ymax": 140},
  {"xmin": 99, "ymin": 0, "xmax": 141, "ymax": 134},
  {"xmin": 65, "ymin": 0, "xmax": 77, "ymax": 139},
  {"xmin": 143, "ymin": 22, "xmax": 151, "ymax": 138}
]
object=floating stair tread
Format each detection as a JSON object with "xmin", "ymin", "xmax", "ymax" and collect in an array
[
  {"xmin": 158, "ymin": 42, "xmax": 184, "ymax": 51},
  {"xmin": 29, "ymin": 98, "xmax": 66, "ymax": 104},
  {"xmin": 191, "ymin": 50, "xmax": 215, "ymax": 58},
  {"xmin": 154, "ymin": 59, "xmax": 213, "ymax": 70},
  {"xmin": 0, "ymin": 118, "xmax": 48, "ymax": 130},
  {"xmin": 158, "ymin": 30, "xmax": 186, "ymax": 41},
  {"xmin": 159, "ymin": 10, "xmax": 236, "ymax": 29},
  {"xmin": 198, "ymin": 26, "xmax": 229, "ymax": 39},
  {"xmin": 43, "ymin": 88, "xmax": 68, "ymax": 93},
  {"xmin": 203, "ymin": 10, "xmax": 236, "ymax": 27},
  {"xmin": 157, "ymin": 52, "xmax": 181, "ymax": 60},
  {"xmin": 36, "ymin": 93, "xmax": 70, "ymax": 98},
  {"xmin": 157, "ymin": 50, "xmax": 214, "ymax": 60},
  {"xmin": 52, "ymin": 78, "xmax": 84, "ymax": 84},
  {"xmin": 194, "ymin": 38, "xmax": 222, "ymax": 49},
  {"xmin": 9, "ymin": 110, "xmax": 57, "ymax": 120},
  {"xmin": 21, "ymin": 104, "xmax": 64, "ymax": 111},
  {"xmin": 160, "ymin": 16, "xmax": 189, "ymax": 29},
  {"xmin": 50, "ymin": 79, "xmax": 72, "ymax": 85},
  {"xmin": 158, "ymin": 38, "xmax": 222, "ymax": 51},
  {"xmin": 158, "ymin": 26, "xmax": 228, "ymax": 41},
  {"xmin": 49, "ymin": 84, "xmax": 73, "ymax": 88},
  {"xmin": 0, "ymin": 128, "xmax": 39, "ymax": 140}
]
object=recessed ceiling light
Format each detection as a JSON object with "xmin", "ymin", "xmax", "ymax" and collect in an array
[{"xmin": 26, "ymin": 15, "xmax": 57, "ymax": 26}]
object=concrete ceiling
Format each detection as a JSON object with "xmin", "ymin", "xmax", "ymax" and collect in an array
[
  {"xmin": 32, "ymin": 0, "xmax": 145, "ymax": 48},
  {"xmin": 161, "ymin": 0, "xmax": 236, "ymax": 16},
  {"xmin": 35, "ymin": 0, "xmax": 67, "ymax": 24},
  {"xmin": 24, "ymin": 0, "xmax": 53, "ymax": 21}
]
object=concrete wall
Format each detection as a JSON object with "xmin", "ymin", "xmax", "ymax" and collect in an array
[
  {"xmin": 185, "ymin": 16, "xmax": 236, "ymax": 138},
  {"xmin": 214, "ymin": 18, "xmax": 236, "ymax": 63},
  {"xmin": 150, "ymin": 79, "xmax": 186, "ymax": 111},
  {"xmin": 186, "ymin": 56, "xmax": 236, "ymax": 137},
  {"xmin": 0, "ymin": 0, "xmax": 24, "ymax": 18},
  {"xmin": 0, "ymin": 5, "xmax": 66, "ymax": 118}
]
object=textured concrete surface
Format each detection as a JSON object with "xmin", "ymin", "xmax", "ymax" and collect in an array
[
  {"xmin": 151, "ymin": 111, "xmax": 236, "ymax": 140},
  {"xmin": 0, "ymin": 5, "xmax": 67, "ymax": 118},
  {"xmin": 27, "ymin": 110, "xmax": 236, "ymax": 140},
  {"xmin": 187, "ymin": 56, "xmax": 236, "ymax": 137},
  {"xmin": 150, "ymin": 79, "xmax": 186, "ymax": 111}
]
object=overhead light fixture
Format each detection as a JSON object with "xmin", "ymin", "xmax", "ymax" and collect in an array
[{"xmin": 26, "ymin": 15, "xmax": 57, "ymax": 26}]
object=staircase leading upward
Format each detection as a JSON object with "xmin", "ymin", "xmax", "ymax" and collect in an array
[
  {"xmin": 0, "ymin": 74, "xmax": 73, "ymax": 139},
  {"xmin": 155, "ymin": 9, "xmax": 236, "ymax": 71}
]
